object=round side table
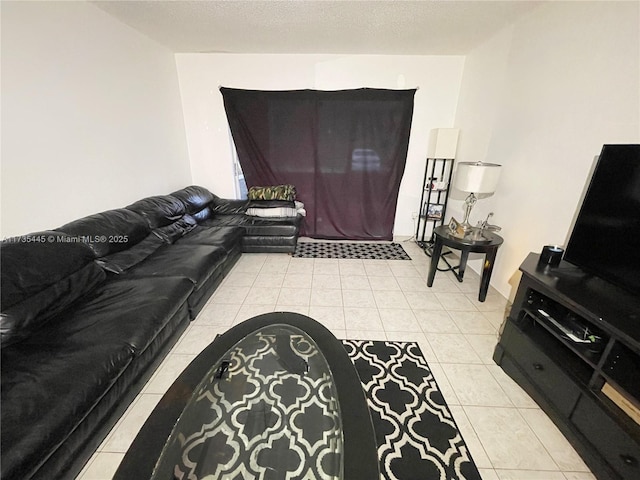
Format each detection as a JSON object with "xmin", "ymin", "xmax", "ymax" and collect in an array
[{"xmin": 427, "ymin": 225, "xmax": 504, "ymax": 302}]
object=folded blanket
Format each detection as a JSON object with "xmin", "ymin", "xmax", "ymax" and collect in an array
[{"xmin": 245, "ymin": 200, "xmax": 306, "ymax": 218}]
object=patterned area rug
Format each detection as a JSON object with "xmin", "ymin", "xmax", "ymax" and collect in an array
[
  {"xmin": 293, "ymin": 242, "xmax": 411, "ymax": 260},
  {"xmin": 343, "ymin": 340, "xmax": 482, "ymax": 480}
]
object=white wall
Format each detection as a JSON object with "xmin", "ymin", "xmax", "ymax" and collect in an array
[
  {"xmin": 1, "ymin": 1, "xmax": 191, "ymax": 237},
  {"xmin": 454, "ymin": 1, "xmax": 640, "ymax": 299},
  {"xmin": 175, "ymin": 53, "xmax": 465, "ymax": 237}
]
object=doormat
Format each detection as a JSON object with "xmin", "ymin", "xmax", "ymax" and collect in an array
[
  {"xmin": 342, "ymin": 340, "xmax": 482, "ymax": 480},
  {"xmin": 293, "ymin": 242, "xmax": 411, "ymax": 260}
]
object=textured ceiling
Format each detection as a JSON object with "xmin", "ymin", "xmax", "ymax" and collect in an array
[{"xmin": 92, "ymin": 1, "xmax": 541, "ymax": 54}]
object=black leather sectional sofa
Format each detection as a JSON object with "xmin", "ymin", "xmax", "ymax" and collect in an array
[{"xmin": 0, "ymin": 185, "xmax": 303, "ymax": 480}]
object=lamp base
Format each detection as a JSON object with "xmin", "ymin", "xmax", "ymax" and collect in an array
[
  {"xmin": 459, "ymin": 220, "xmax": 474, "ymax": 235},
  {"xmin": 461, "ymin": 193, "xmax": 478, "ymax": 234}
]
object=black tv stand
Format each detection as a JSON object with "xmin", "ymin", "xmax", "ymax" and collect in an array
[{"xmin": 494, "ymin": 253, "xmax": 640, "ymax": 480}]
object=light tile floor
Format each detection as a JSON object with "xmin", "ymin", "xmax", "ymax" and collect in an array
[{"xmin": 77, "ymin": 240, "xmax": 596, "ymax": 480}]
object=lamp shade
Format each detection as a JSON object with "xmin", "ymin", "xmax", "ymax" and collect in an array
[
  {"xmin": 427, "ymin": 128, "xmax": 460, "ymax": 159},
  {"xmin": 454, "ymin": 162, "xmax": 502, "ymax": 194}
]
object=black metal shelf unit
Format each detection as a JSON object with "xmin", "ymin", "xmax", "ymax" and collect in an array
[{"xmin": 415, "ymin": 157, "xmax": 454, "ymax": 248}]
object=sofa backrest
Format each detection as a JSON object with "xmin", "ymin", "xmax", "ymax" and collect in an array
[
  {"xmin": 170, "ymin": 186, "xmax": 215, "ymax": 221},
  {"xmin": 56, "ymin": 209, "xmax": 150, "ymax": 257},
  {"xmin": 126, "ymin": 195, "xmax": 187, "ymax": 229},
  {"xmin": 0, "ymin": 232, "xmax": 106, "ymax": 347},
  {"xmin": 170, "ymin": 185, "xmax": 214, "ymax": 209}
]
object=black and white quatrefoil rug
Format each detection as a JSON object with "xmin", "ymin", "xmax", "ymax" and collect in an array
[
  {"xmin": 293, "ymin": 242, "xmax": 411, "ymax": 260},
  {"xmin": 343, "ymin": 340, "xmax": 482, "ymax": 480}
]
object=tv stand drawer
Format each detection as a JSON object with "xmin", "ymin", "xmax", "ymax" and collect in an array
[
  {"xmin": 501, "ymin": 320, "xmax": 581, "ymax": 416},
  {"xmin": 572, "ymin": 393, "xmax": 640, "ymax": 480}
]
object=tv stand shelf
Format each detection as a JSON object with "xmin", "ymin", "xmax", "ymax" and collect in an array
[{"xmin": 494, "ymin": 253, "xmax": 640, "ymax": 480}]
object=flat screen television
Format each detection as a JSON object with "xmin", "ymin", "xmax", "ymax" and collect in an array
[{"xmin": 564, "ymin": 144, "xmax": 640, "ymax": 296}]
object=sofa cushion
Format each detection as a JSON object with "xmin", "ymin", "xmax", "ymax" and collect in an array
[
  {"xmin": 56, "ymin": 209, "xmax": 150, "ymax": 257},
  {"xmin": 49, "ymin": 276, "xmax": 193, "ymax": 355},
  {"xmin": 201, "ymin": 214, "xmax": 301, "ymax": 236},
  {"xmin": 125, "ymin": 244, "xmax": 228, "ymax": 286},
  {"xmin": 0, "ymin": 275, "xmax": 193, "ymax": 480},
  {"xmin": 126, "ymin": 195, "xmax": 187, "ymax": 229},
  {"xmin": 176, "ymin": 225, "xmax": 244, "ymax": 252},
  {"xmin": 211, "ymin": 198, "xmax": 250, "ymax": 215},
  {"xmin": 200, "ymin": 215, "xmax": 249, "ymax": 228},
  {"xmin": 95, "ymin": 234, "xmax": 164, "ymax": 274},
  {"xmin": 0, "ymin": 233, "xmax": 106, "ymax": 347},
  {"xmin": 1, "ymin": 340, "xmax": 133, "ymax": 480},
  {"xmin": 152, "ymin": 215, "xmax": 198, "ymax": 244}
]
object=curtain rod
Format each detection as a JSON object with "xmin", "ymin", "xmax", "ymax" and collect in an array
[{"xmin": 217, "ymin": 85, "xmax": 419, "ymax": 90}]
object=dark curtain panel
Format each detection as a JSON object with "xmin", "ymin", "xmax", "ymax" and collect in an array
[{"xmin": 221, "ymin": 88, "xmax": 415, "ymax": 240}]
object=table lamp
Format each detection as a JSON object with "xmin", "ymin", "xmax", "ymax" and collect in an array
[{"xmin": 453, "ymin": 161, "xmax": 501, "ymax": 233}]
